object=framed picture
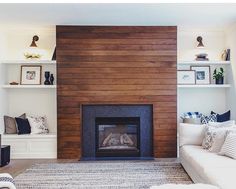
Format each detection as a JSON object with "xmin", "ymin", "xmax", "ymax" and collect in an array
[
  {"xmin": 52, "ymin": 47, "xmax": 56, "ymax": 60},
  {"xmin": 20, "ymin": 66, "xmax": 42, "ymax": 85},
  {"xmin": 177, "ymin": 70, "xmax": 196, "ymax": 84},
  {"xmin": 191, "ymin": 66, "xmax": 210, "ymax": 84}
]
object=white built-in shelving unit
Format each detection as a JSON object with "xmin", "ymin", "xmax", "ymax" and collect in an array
[
  {"xmin": 178, "ymin": 60, "xmax": 230, "ymax": 65},
  {"xmin": 0, "ymin": 60, "xmax": 57, "ymax": 88},
  {"xmin": 178, "ymin": 84, "xmax": 231, "ymax": 88},
  {"xmin": 2, "ymin": 85, "xmax": 57, "ymax": 89},
  {"xmin": 177, "ymin": 60, "xmax": 231, "ymax": 89},
  {"xmin": 1, "ymin": 60, "xmax": 56, "ymax": 65},
  {"xmin": 0, "ymin": 59, "xmax": 57, "ymax": 159}
]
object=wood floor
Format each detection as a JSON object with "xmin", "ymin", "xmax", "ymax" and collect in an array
[{"xmin": 0, "ymin": 158, "xmax": 178, "ymax": 178}]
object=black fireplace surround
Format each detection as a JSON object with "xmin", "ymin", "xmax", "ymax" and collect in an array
[{"xmin": 82, "ymin": 105, "xmax": 153, "ymax": 160}]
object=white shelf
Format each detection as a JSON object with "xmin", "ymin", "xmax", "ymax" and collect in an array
[
  {"xmin": 2, "ymin": 133, "xmax": 57, "ymax": 139},
  {"xmin": 0, "ymin": 60, "xmax": 56, "ymax": 65},
  {"xmin": 2, "ymin": 85, "xmax": 57, "ymax": 89},
  {"xmin": 178, "ymin": 84, "xmax": 231, "ymax": 88},
  {"xmin": 178, "ymin": 60, "xmax": 230, "ymax": 66}
]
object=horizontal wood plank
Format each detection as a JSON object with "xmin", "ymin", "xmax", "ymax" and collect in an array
[{"xmin": 57, "ymin": 26, "xmax": 177, "ymax": 159}]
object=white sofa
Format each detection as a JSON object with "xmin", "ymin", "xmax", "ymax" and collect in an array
[{"xmin": 179, "ymin": 123, "xmax": 236, "ymax": 189}]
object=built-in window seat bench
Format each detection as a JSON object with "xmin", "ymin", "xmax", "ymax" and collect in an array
[{"xmin": 1, "ymin": 133, "xmax": 57, "ymax": 159}]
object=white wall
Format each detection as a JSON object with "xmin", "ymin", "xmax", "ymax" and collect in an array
[
  {"xmin": 178, "ymin": 27, "xmax": 228, "ymax": 120},
  {"xmin": 3, "ymin": 27, "xmax": 55, "ymax": 60},
  {"xmin": 225, "ymin": 25, "xmax": 236, "ymax": 120},
  {"xmin": 178, "ymin": 28, "xmax": 225, "ymax": 61},
  {"xmin": 0, "ymin": 32, "xmax": 8, "ymax": 133},
  {"xmin": 0, "ymin": 27, "xmax": 57, "ymax": 133}
]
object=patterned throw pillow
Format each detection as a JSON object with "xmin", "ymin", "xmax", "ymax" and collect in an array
[
  {"xmin": 200, "ymin": 114, "xmax": 217, "ymax": 124},
  {"xmin": 219, "ymin": 132, "xmax": 236, "ymax": 159},
  {"xmin": 27, "ymin": 115, "xmax": 49, "ymax": 134},
  {"xmin": 0, "ymin": 176, "xmax": 15, "ymax": 187},
  {"xmin": 182, "ymin": 112, "xmax": 201, "ymax": 119},
  {"xmin": 202, "ymin": 126, "xmax": 214, "ymax": 149},
  {"xmin": 202, "ymin": 122, "xmax": 236, "ymax": 150}
]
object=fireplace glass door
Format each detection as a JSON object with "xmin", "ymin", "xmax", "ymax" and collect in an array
[{"xmin": 95, "ymin": 117, "xmax": 140, "ymax": 157}]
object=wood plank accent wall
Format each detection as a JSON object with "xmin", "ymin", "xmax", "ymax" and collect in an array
[{"xmin": 56, "ymin": 26, "xmax": 177, "ymax": 159}]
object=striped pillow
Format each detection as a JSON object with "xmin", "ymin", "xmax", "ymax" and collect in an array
[{"xmin": 219, "ymin": 132, "xmax": 236, "ymax": 159}]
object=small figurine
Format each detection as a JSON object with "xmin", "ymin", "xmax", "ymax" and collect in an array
[
  {"xmin": 50, "ymin": 74, "xmax": 54, "ymax": 85},
  {"xmin": 44, "ymin": 71, "xmax": 50, "ymax": 85},
  {"xmin": 221, "ymin": 50, "xmax": 227, "ymax": 61}
]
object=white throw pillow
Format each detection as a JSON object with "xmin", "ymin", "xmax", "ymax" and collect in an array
[
  {"xmin": 209, "ymin": 127, "xmax": 236, "ymax": 153},
  {"xmin": 219, "ymin": 132, "xmax": 236, "ymax": 159},
  {"xmin": 202, "ymin": 121, "xmax": 236, "ymax": 150},
  {"xmin": 179, "ymin": 123, "xmax": 206, "ymax": 147},
  {"xmin": 208, "ymin": 120, "xmax": 235, "ymax": 127},
  {"xmin": 27, "ymin": 115, "xmax": 49, "ymax": 134}
]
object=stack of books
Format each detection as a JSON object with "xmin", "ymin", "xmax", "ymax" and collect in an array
[{"xmin": 195, "ymin": 53, "xmax": 209, "ymax": 61}]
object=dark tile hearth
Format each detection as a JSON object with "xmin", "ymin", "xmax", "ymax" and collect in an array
[{"xmin": 82, "ymin": 105, "xmax": 153, "ymax": 160}]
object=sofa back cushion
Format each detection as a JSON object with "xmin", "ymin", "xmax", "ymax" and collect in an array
[{"xmin": 179, "ymin": 123, "xmax": 206, "ymax": 147}]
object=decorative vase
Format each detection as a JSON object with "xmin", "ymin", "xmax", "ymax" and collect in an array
[
  {"xmin": 221, "ymin": 50, "xmax": 227, "ymax": 61},
  {"xmin": 44, "ymin": 71, "xmax": 51, "ymax": 85},
  {"xmin": 215, "ymin": 77, "xmax": 224, "ymax": 84},
  {"xmin": 50, "ymin": 74, "xmax": 54, "ymax": 85}
]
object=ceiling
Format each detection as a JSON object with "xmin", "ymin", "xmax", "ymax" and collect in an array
[{"xmin": 1, "ymin": 3, "xmax": 236, "ymax": 28}]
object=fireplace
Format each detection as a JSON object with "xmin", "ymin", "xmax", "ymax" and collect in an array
[
  {"xmin": 95, "ymin": 117, "xmax": 140, "ymax": 157},
  {"xmin": 82, "ymin": 105, "xmax": 153, "ymax": 160}
]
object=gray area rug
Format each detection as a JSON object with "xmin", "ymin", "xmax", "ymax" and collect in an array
[{"xmin": 14, "ymin": 161, "xmax": 192, "ymax": 189}]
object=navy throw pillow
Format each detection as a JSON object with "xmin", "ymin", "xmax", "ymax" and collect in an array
[
  {"xmin": 15, "ymin": 118, "xmax": 31, "ymax": 134},
  {"xmin": 211, "ymin": 110, "xmax": 231, "ymax": 122}
]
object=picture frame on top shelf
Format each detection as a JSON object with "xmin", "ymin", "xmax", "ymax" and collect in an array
[
  {"xmin": 52, "ymin": 47, "xmax": 56, "ymax": 61},
  {"xmin": 191, "ymin": 66, "xmax": 210, "ymax": 84},
  {"xmin": 20, "ymin": 65, "xmax": 42, "ymax": 85},
  {"xmin": 177, "ymin": 70, "xmax": 196, "ymax": 85}
]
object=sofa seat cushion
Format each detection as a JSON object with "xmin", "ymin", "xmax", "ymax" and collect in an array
[
  {"xmin": 205, "ymin": 168, "xmax": 236, "ymax": 189},
  {"xmin": 180, "ymin": 145, "xmax": 236, "ymax": 177},
  {"xmin": 181, "ymin": 145, "xmax": 236, "ymax": 189},
  {"xmin": 150, "ymin": 184, "xmax": 219, "ymax": 189}
]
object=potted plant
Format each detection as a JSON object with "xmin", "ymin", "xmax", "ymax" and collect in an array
[{"xmin": 213, "ymin": 67, "xmax": 224, "ymax": 84}]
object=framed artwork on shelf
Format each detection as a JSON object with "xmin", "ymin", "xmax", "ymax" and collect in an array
[
  {"xmin": 20, "ymin": 65, "xmax": 42, "ymax": 85},
  {"xmin": 191, "ymin": 66, "xmax": 210, "ymax": 84},
  {"xmin": 177, "ymin": 70, "xmax": 196, "ymax": 84},
  {"xmin": 52, "ymin": 47, "xmax": 56, "ymax": 60}
]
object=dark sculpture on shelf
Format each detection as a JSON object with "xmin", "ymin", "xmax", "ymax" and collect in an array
[
  {"xmin": 44, "ymin": 71, "xmax": 51, "ymax": 85},
  {"xmin": 44, "ymin": 72, "xmax": 55, "ymax": 85},
  {"xmin": 50, "ymin": 74, "xmax": 54, "ymax": 85}
]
